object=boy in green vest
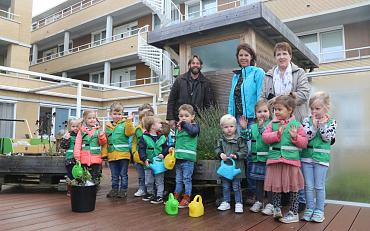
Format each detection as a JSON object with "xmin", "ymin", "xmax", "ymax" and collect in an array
[
  {"xmin": 60, "ymin": 118, "xmax": 81, "ymax": 196},
  {"xmin": 301, "ymin": 92, "xmax": 337, "ymax": 223},
  {"xmin": 173, "ymin": 104, "xmax": 200, "ymax": 208},
  {"xmin": 139, "ymin": 116, "xmax": 169, "ymax": 204},
  {"xmin": 102, "ymin": 102, "xmax": 135, "ymax": 199}
]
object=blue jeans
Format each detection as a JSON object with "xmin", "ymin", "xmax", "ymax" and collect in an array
[
  {"xmin": 236, "ymin": 114, "xmax": 256, "ymax": 194},
  {"xmin": 222, "ymin": 177, "xmax": 242, "ymax": 203},
  {"xmin": 301, "ymin": 162, "xmax": 328, "ymax": 212},
  {"xmin": 134, "ymin": 162, "xmax": 146, "ymax": 192},
  {"xmin": 109, "ymin": 159, "xmax": 129, "ymax": 190},
  {"xmin": 145, "ymin": 169, "xmax": 164, "ymax": 197},
  {"xmin": 175, "ymin": 160, "xmax": 195, "ymax": 196}
]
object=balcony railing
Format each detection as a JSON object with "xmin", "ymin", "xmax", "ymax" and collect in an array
[
  {"xmin": 318, "ymin": 46, "xmax": 370, "ymax": 63},
  {"xmin": 0, "ymin": 9, "xmax": 19, "ymax": 22},
  {"xmin": 33, "ymin": 27, "xmax": 143, "ymax": 64},
  {"xmin": 31, "ymin": 0, "xmax": 105, "ymax": 31},
  {"xmin": 110, "ymin": 76, "xmax": 160, "ymax": 88}
]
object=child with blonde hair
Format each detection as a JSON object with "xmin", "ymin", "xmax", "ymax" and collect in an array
[
  {"xmin": 74, "ymin": 110, "xmax": 107, "ymax": 185},
  {"xmin": 262, "ymin": 94, "xmax": 308, "ymax": 223},
  {"xmin": 60, "ymin": 117, "xmax": 81, "ymax": 196},
  {"xmin": 139, "ymin": 115, "xmax": 169, "ymax": 204},
  {"xmin": 131, "ymin": 105, "xmax": 154, "ymax": 197},
  {"xmin": 240, "ymin": 99, "xmax": 274, "ymax": 215},
  {"xmin": 103, "ymin": 102, "xmax": 135, "ymax": 198},
  {"xmin": 216, "ymin": 114, "xmax": 247, "ymax": 213},
  {"xmin": 301, "ymin": 92, "xmax": 337, "ymax": 222},
  {"xmin": 173, "ymin": 104, "xmax": 200, "ymax": 208}
]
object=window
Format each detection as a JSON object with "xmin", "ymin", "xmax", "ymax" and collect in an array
[
  {"xmin": 191, "ymin": 39, "xmax": 240, "ymax": 72},
  {"xmin": 42, "ymin": 47, "xmax": 58, "ymax": 61},
  {"xmin": 89, "ymin": 72, "xmax": 104, "ymax": 88},
  {"xmin": 153, "ymin": 14, "xmax": 161, "ymax": 30},
  {"xmin": 186, "ymin": 0, "xmax": 217, "ymax": 19},
  {"xmin": 113, "ymin": 21, "xmax": 138, "ymax": 40},
  {"xmin": 299, "ymin": 28, "xmax": 344, "ymax": 62},
  {"xmin": 91, "ymin": 30, "xmax": 106, "ymax": 46},
  {"xmin": 0, "ymin": 102, "xmax": 15, "ymax": 138},
  {"xmin": 111, "ymin": 67, "xmax": 136, "ymax": 88}
]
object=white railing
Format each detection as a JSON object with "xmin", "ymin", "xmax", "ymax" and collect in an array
[
  {"xmin": 110, "ymin": 76, "xmax": 160, "ymax": 88},
  {"xmin": 31, "ymin": 0, "xmax": 105, "ymax": 31},
  {"xmin": 34, "ymin": 27, "xmax": 141, "ymax": 64},
  {"xmin": 142, "ymin": 0, "xmax": 184, "ymax": 26},
  {"xmin": 0, "ymin": 9, "xmax": 19, "ymax": 21},
  {"xmin": 318, "ymin": 46, "xmax": 370, "ymax": 63}
]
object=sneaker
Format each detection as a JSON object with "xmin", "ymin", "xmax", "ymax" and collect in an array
[
  {"xmin": 273, "ymin": 207, "xmax": 283, "ymax": 219},
  {"xmin": 178, "ymin": 194, "xmax": 190, "ymax": 208},
  {"xmin": 117, "ymin": 190, "xmax": 127, "ymax": 198},
  {"xmin": 250, "ymin": 201, "xmax": 263, "ymax": 213},
  {"xmin": 134, "ymin": 189, "xmax": 146, "ymax": 197},
  {"xmin": 279, "ymin": 211, "xmax": 299, "ymax": 224},
  {"xmin": 301, "ymin": 209, "xmax": 314, "ymax": 221},
  {"xmin": 261, "ymin": 203, "xmax": 274, "ymax": 216},
  {"xmin": 150, "ymin": 196, "xmax": 164, "ymax": 204},
  {"xmin": 106, "ymin": 189, "xmax": 118, "ymax": 198},
  {"xmin": 217, "ymin": 201, "xmax": 231, "ymax": 211},
  {"xmin": 311, "ymin": 209, "xmax": 325, "ymax": 223},
  {"xmin": 235, "ymin": 203, "xmax": 244, "ymax": 213},
  {"xmin": 142, "ymin": 193, "xmax": 154, "ymax": 201}
]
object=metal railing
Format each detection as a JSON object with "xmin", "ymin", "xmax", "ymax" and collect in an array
[
  {"xmin": 110, "ymin": 76, "xmax": 160, "ymax": 88},
  {"xmin": 34, "ymin": 27, "xmax": 141, "ymax": 64},
  {"xmin": 31, "ymin": 0, "xmax": 105, "ymax": 31},
  {"xmin": 318, "ymin": 46, "xmax": 370, "ymax": 63},
  {"xmin": 0, "ymin": 9, "xmax": 19, "ymax": 21}
]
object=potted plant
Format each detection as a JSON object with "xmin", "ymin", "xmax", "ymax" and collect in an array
[{"xmin": 70, "ymin": 161, "xmax": 97, "ymax": 212}]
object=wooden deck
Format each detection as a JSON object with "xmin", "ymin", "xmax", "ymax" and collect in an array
[{"xmin": 0, "ymin": 166, "xmax": 369, "ymax": 231}]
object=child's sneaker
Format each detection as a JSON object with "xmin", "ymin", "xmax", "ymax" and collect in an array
[
  {"xmin": 235, "ymin": 203, "xmax": 244, "ymax": 213},
  {"xmin": 279, "ymin": 211, "xmax": 299, "ymax": 224},
  {"xmin": 117, "ymin": 190, "xmax": 127, "ymax": 198},
  {"xmin": 261, "ymin": 203, "xmax": 274, "ymax": 216},
  {"xmin": 273, "ymin": 207, "xmax": 283, "ymax": 219},
  {"xmin": 150, "ymin": 196, "xmax": 164, "ymax": 204},
  {"xmin": 142, "ymin": 193, "xmax": 154, "ymax": 201},
  {"xmin": 106, "ymin": 189, "xmax": 118, "ymax": 198},
  {"xmin": 301, "ymin": 209, "xmax": 314, "ymax": 221},
  {"xmin": 311, "ymin": 209, "xmax": 325, "ymax": 223},
  {"xmin": 217, "ymin": 201, "xmax": 231, "ymax": 211},
  {"xmin": 178, "ymin": 194, "xmax": 190, "ymax": 208},
  {"xmin": 134, "ymin": 189, "xmax": 146, "ymax": 197},
  {"xmin": 250, "ymin": 201, "xmax": 263, "ymax": 213}
]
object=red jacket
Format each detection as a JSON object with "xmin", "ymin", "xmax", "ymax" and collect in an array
[{"xmin": 74, "ymin": 125, "xmax": 107, "ymax": 166}]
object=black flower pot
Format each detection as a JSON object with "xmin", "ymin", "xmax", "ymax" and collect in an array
[{"xmin": 71, "ymin": 185, "xmax": 96, "ymax": 212}]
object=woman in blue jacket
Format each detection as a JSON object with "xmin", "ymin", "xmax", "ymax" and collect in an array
[{"xmin": 228, "ymin": 43, "xmax": 265, "ymax": 204}]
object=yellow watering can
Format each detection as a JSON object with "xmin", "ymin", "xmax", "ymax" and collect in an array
[
  {"xmin": 164, "ymin": 148, "xmax": 176, "ymax": 170},
  {"xmin": 189, "ymin": 195, "xmax": 204, "ymax": 218}
]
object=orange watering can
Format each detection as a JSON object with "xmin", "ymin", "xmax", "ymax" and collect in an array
[
  {"xmin": 189, "ymin": 195, "xmax": 204, "ymax": 218},
  {"xmin": 164, "ymin": 148, "xmax": 176, "ymax": 170}
]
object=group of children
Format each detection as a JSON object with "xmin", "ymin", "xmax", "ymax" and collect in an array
[
  {"xmin": 60, "ymin": 90, "xmax": 336, "ymax": 224},
  {"xmin": 216, "ymin": 91, "xmax": 336, "ymax": 224}
]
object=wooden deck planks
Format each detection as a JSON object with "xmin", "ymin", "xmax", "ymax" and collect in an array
[
  {"xmin": 324, "ymin": 205, "xmax": 360, "ymax": 231},
  {"xmin": 349, "ymin": 207, "xmax": 370, "ymax": 231}
]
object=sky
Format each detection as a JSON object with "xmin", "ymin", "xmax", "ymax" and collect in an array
[{"xmin": 32, "ymin": 0, "xmax": 67, "ymax": 17}]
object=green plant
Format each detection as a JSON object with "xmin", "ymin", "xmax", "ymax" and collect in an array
[
  {"xmin": 196, "ymin": 106, "xmax": 224, "ymax": 160},
  {"xmin": 71, "ymin": 167, "xmax": 93, "ymax": 186}
]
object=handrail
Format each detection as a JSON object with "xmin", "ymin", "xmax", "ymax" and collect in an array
[
  {"xmin": 110, "ymin": 76, "xmax": 159, "ymax": 87},
  {"xmin": 31, "ymin": 0, "xmax": 105, "ymax": 31},
  {"xmin": 318, "ymin": 46, "xmax": 370, "ymax": 63},
  {"xmin": 0, "ymin": 9, "xmax": 20, "ymax": 21},
  {"xmin": 34, "ymin": 27, "xmax": 142, "ymax": 64},
  {"xmin": 170, "ymin": 1, "xmax": 185, "ymax": 23}
]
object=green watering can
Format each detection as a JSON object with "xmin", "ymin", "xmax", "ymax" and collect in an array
[
  {"xmin": 72, "ymin": 160, "xmax": 84, "ymax": 179},
  {"xmin": 165, "ymin": 193, "xmax": 179, "ymax": 216}
]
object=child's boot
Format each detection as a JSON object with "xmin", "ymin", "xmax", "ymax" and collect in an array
[
  {"xmin": 118, "ymin": 189, "xmax": 127, "ymax": 198},
  {"xmin": 178, "ymin": 194, "xmax": 190, "ymax": 208},
  {"xmin": 173, "ymin": 192, "xmax": 181, "ymax": 201},
  {"xmin": 106, "ymin": 188, "xmax": 118, "ymax": 198}
]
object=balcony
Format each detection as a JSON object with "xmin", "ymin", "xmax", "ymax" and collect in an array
[
  {"xmin": 0, "ymin": 9, "xmax": 20, "ymax": 41},
  {"xmin": 31, "ymin": 0, "xmax": 145, "ymax": 43},
  {"xmin": 30, "ymin": 28, "xmax": 142, "ymax": 74},
  {"xmin": 0, "ymin": 9, "xmax": 19, "ymax": 22}
]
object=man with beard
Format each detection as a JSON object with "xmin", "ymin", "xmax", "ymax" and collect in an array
[{"xmin": 166, "ymin": 55, "xmax": 215, "ymax": 127}]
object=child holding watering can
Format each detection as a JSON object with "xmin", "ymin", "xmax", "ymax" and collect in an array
[
  {"xmin": 139, "ymin": 116, "xmax": 169, "ymax": 204},
  {"xmin": 215, "ymin": 114, "xmax": 247, "ymax": 213}
]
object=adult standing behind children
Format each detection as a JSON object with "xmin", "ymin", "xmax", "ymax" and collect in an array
[
  {"xmin": 102, "ymin": 102, "xmax": 135, "ymax": 199},
  {"xmin": 166, "ymin": 55, "xmax": 215, "ymax": 127}
]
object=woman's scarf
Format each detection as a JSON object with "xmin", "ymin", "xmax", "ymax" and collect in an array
[{"xmin": 273, "ymin": 63, "xmax": 292, "ymax": 96}]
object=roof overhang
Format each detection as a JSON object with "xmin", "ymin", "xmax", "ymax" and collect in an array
[{"xmin": 148, "ymin": 2, "xmax": 319, "ymax": 69}]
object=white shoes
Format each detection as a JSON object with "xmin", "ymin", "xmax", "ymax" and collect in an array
[
  {"xmin": 250, "ymin": 201, "xmax": 263, "ymax": 212},
  {"xmin": 261, "ymin": 203, "xmax": 274, "ymax": 216},
  {"xmin": 217, "ymin": 201, "xmax": 231, "ymax": 211},
  {"xmin": 134, "ymin": 189, "xmax": 146, "ymax": 197},
  {"xmin": 235, "ymin": 203, "xmax": 244, "ymax": 213}
]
